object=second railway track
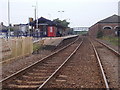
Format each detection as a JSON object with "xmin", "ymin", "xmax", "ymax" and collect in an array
[{"xmin": 91, "ymin": 38, "xmax": 119, "ymax": 88}]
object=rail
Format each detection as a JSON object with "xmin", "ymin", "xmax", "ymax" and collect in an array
[
  {"xmin": 37, "ymin": 39, "xmax": 83, "ymax": 89},
  {"xmin": 0, "ymin": 36, "xmax": 80, "ymax": 83},
  {"xmin": 96, "ymin": 39, "xmax": 120, "ymax": 56},
  {"xmin": 90, "ymin": 39, "xmax": 109, "ymax": 90}
]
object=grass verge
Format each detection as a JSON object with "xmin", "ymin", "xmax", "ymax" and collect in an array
[{"xmin": 101, "ymin": 36, "xmax": 119, "ymax": 46}]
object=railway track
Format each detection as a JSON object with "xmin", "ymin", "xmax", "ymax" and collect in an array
[
  {"xmin": 1, "ymin": 36, "xmax": 83, "ymax": 89},
  {"xmin": 1, "ymin": 37, "xmax": 112, "ymax": 89},
  {"xmin": 90, "ymin": 40, "xmax": 109, "ymax": 89},
  {"xmin": 92, "ymin": 38, "xmax": 119, "ymax": 88},
  {"xmin": 43, "ymin": 37, "xmax": 109, "ymax": 89},
  {"xmin": 95, "ymin": 39, "xmax": 120, "ymax": 56}
]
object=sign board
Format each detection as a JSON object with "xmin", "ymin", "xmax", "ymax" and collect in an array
[{"xmin": 29, "ymin": 18, "xmax": 33, "ymax": 22}]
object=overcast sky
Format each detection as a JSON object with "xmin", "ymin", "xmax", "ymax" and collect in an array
[{"xmin": 0, "ymin": 0, "xmax": 119, "ymax": 28}]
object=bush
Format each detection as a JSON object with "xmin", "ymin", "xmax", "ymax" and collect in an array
[{"xmin": 33, "ymin": 44, "xmax": 40, "ymax": 52}]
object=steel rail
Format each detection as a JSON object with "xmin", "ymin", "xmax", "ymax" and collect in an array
[
  {"xmin": 0, "ymin": 36, "xmax": 80, "ymax": 83},
  {"xmin": 37, "ymin": 39, "xmax": 83, "ymax": 89},
  {"xmin": 96, "ymin": 39, "xmax": 120, "ymax": 56},
  {"xmin": 90, "ymin": 40, "xmax": 109, "ymax": 90}
]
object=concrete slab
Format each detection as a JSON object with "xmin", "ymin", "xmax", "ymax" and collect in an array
[
  {"xmin": 43, "ymin": 35, "xmax": 78, "ymax": 46},
  {"xmin": 33, "ymin": 35, "xmax": 78, "ymax": 46}
]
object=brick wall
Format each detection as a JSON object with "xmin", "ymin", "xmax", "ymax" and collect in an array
[{"xmin": 88, "ymin": 23, "xmax": 118, "ymax": 37}]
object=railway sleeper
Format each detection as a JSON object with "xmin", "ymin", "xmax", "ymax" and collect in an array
[
  {"xmin": 7, "ymin": 84, "xmax": 40, "ymax": 88},
  {"xmin": 22, "ymin": 75, "xmax": 48, "ymax": 79}
]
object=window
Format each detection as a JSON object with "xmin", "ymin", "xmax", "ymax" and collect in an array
[
  {"xmin": 50, "ymin": 27, "xmax": 53, "ymax": 32},
  {"xmin": 114, "ymin": 26, "xmax": 120, "ymax": 30},
  {"xmin": 103, "ymin": 26, "xmax": 112, "ymax": 29}
]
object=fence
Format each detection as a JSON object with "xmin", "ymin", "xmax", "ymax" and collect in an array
[{"xmin": 0, "ymin": 37, "xmax": 33, "ymax": 63}]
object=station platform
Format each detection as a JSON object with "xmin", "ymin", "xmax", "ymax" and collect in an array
[{"xmin": 33, "ymin": 35, "xmax": 78, "ymax": 46}]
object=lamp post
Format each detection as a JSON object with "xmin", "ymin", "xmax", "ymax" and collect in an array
[
  {"xmin": 58, "ymin": 11, "xmax": 64, "ymax": 20},
  {"xmin": 32, "ymin": 5, "xmax": 37, "ymax": 37},
  {"xmin": 8, "ymin": 0, "xmax": 10, "ymax": 37},
  {"xmin": 32, "ymin": 6, "xmax": 36, "ymax": 21},
  {"xmin": 36, "ymin": 0, "xmax": 38, "ymax": 31},
  {"xmin": 32, "ymin": 5, "xmax": 37, "ymax": 36},
  {"xmin": 32, "ymin": 0, "xmax": 39, "ymax": 38},
  {"xmin": 35, "ymin": 0, "xmax": 39, "ymax": 38}
]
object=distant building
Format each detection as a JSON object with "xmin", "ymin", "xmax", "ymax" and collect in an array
[
  {"xmin": 0, "ymin": 22, "xmax": 8, "ymax": 38},
  {"xmin": 0, "ymin": 22, "xmax": 7, "ymax": 31},
  {"xmin": 12, "ymin": 24, "xmax": 29, "ymax": 36},
  {"xmin": 73, "ymin": 27, "xmax": 89, "ymax": 31},
  {"xmin": 13, "ymin": 24, "xmax": 28, "ymax": 32},
  {"xmin": 73, "ymin": 27, "xmax": 89, "ymax": 35},
  {"xmin": 89, "ymin": 14, "xmax": 120, "ymax": 37}
]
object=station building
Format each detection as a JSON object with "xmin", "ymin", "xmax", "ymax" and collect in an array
[
  {"xmin": 29, "ymin": 17, "xmax": 66, "ymax": 37},
  {"xmin": 88, "ymin": 14, "xmax": 120, "ymax": 37}
]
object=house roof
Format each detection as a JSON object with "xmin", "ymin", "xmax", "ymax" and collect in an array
[
  {"xmin": 38, "ymin": 17, "xmax": 51, "ymax": 23},
  {"xmin": 98, "ymin": 14, "xmax": 120, "ymax": 23},
  {"xmin": 29, "ymin": 17, "xmax": 64, "ymax": 28},
  {"xmin": 0, "ymin": 24, "xmax": 7, "ymax": 30},
  {"xmin": 29, "ymin": 17, "xmax": 55, "ymax": 26}
]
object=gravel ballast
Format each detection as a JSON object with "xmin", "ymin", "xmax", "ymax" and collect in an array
[
  {"xmin": 92, "ymin": 39, "xmax": 118, "ymax": 88},
  {"xmin": 45, "ymin": 37, "xmax": 105, "ymax": 88}
]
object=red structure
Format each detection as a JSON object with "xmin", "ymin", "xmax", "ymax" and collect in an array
[{"xmin": 48, "ymin": 26, "xmax": 56, "ymax": 37}]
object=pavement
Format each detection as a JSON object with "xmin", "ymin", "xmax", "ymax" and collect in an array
[{"xmin": 33, "ymin": 35, "xmax": 78, "ymax": 46}]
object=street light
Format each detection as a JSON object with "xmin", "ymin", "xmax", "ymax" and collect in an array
[
  {"xmin": 36, "ymin": 0, "xmax": 38, "ymax": 31},
  {"xmin": 58, "ymin": 11, "xmax": 64, "ymax": 20},
  {"xmin": 32, "ymin": 0, "xmax": 39, "ymax": 38},
  {"xmin": 32, "ymin": 6, "xmax": 36, "ymax": 21},
  {"xmin": 32, "ymin": 5, "xmax": 37, "ymax": 36},
  {"xmin": 8, "ymin": 0, "xmax": 10, "ymax": 37},
  {"xmin": 34, "ymin": 0, "xmax": 40, "ymax": 38},
  {"xmin": 35, "ymin": 0, "xmax": 39, "ymax": 36}
]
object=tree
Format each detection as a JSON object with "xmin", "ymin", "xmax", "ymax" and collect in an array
[{"xmin": 53, "ymin": 18, "xmax": 70, "ymax": 27}]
